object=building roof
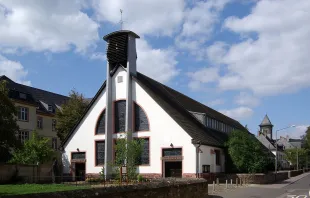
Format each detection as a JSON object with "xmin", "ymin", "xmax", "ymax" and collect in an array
[
  {"xmin": 62, "ymin": 71, "xmax": 247, "ymax": 148},
  {"xmin": 0, "ymin": 75, "xmax": 69, "ymax": 115},
  {"xmin": 260, "ymin": 114, "xmax": 273, "ymax": 127}
]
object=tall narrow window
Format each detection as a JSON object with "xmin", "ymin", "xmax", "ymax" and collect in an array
[
  {"xmin": 95, "ymin": 141, "xmax": 105, "ymax": 165},
  {"xmin": 96, "ymin": 110, "xmax": 106, "ymax": 134},
  {"xmin": 37, "ymin": 116, "xmax": 43, "ymax": 129},
  {"xmin": 52, "ymin": 138, "xmax": 57, "ymax": 150},
  {"xmin": 137, "ymin": 138, "xmax": 150, "ymax": 165},
  {"xmin": 134, "ymin": 103, "xmax": 149, "ymax": 131},
  {"xmin": 215, "ymin": 150, "xmax": 220, "ymax": 165},
  {"xmin": 52, "ymin": 119, "xmax": 57, "ymax": 131},
  {"xmin": 115, "ymin": 100, "xmax": 126, "ymax": 133},
  {"xmin": 17, "ymin": 106, "xmax": 28, "ymax": 121}
]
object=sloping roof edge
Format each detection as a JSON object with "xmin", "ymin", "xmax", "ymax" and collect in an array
[{"xmin": 61, "ymin": 81, "xmax": 107, "ymax": 147}]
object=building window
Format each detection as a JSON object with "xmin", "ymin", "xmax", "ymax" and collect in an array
[
  {"xmin": 18, "ymin": 131, "xmax": 29, "ymax": 144},
  {"xmin": 215, "ymin": 150, "xmax": 221, "ymax": 165},
  {"xmin": 48, "ymin": 105, "xmax": 53, "ymax": 112},
  {"xmin": 19, "ymin": 92, "xmax": 27, "ymax": 99},
  {"xmin": 162, "ymin": 148, "xmax": 182, "ymax": 157},
  {"xmin": 17, "ymin": 106, "xmax": 28, "ymax": 121},
  {"xmin": 52, "ymin": 138, "xmax": 57, "ymax": 150},
  {"xmin": 137, "ymin": 138, "xmax": 150, "ymax": 165},
  {"xmin": 115, "ymin": 100, "xmax": 126, "ymax": 133},
  {"xmin": 95, "ymin": 141, "xmax": 105, "ymax": 165},
  {"xmin": 52, "ymin": 119, "xmax": 57, "ymax": 131},
  {"xmin": 134, "ymin": 103, "xmax": 149, "ymax": 131},
  {"xmin": 202, "ymin": 165, "xmax": 210, "ymax": 173},
  {"xmin": 71, "ymin": 152, "xmax": 86, "ymax": 160},
  {"xmin": 96, "ymin": 110, "xmax": 106, "ymax": 134},
  {"xmin": 37, "ymin": 116, "xmax": 43, "ymax": 129}
]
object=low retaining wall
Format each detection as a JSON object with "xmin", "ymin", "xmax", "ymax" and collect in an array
[
  {"xmin": 215, "ymin": 169, "xmax": 308, "ymax": 184},
  {"xmin": 1, "ymin": 179, "xmax": 209, "ymax": 198}
]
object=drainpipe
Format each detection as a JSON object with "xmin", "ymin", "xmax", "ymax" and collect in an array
[{"xmin": 194, "ymin": 141, "xmax": 201, "ymax": 178}]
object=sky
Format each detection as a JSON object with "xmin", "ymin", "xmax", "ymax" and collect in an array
[{"xmin": 0, "ymin": 0, "xmax": 309, "ymax": 138}]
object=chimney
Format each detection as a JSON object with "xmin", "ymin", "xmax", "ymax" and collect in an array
[{"xmin": 102, "ymin": 30, "xmax": 140, "ymax": 178}]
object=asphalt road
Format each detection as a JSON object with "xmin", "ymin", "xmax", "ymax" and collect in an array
[{"xmin": 210, "ymin": 173, "xmax": 310, "ymax": 198}]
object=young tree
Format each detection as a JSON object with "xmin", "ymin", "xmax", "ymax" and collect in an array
[
  {"xmin": 226, "ymin": 130, "xmax": 273, "ymax": 173},
  {"xmin": 284, "ymin": 148, "xmax": 307, "ymax": 169},
  {"xmin": 10, "ymin": 131, "xmax": 55, "ymax": 164},
  {"xmin": 56, "ymin": 90, "xmax": 88, "ymax": 142},
  {"xmin": 113, "ymin": 134, "xmax": 144, "ymax": 180},
  {"xmin": 0, "ymin": 80, "xmax": 20, "ymax": 162},
  {"xmin": 301, "ymin": 126, "xmax": 310, "ymax": 149}
]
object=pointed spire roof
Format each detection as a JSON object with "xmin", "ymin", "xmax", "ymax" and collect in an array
[{"xmin": 259, "ymin": 114, "xmax": 273, "ymax": 126}]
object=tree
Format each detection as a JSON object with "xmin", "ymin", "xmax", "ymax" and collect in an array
[
  {"xmin": 0, "ymin": 80, "xmax": 20, "ymax": 162},
  {"xmin": 113, "ymin": 134, "xmax": 144, "ymax": 180},
  {"xmin": 55, "ymin": 90, "xmax": 88, "ymax": 142},
  {"xmin": 284, "ymin": 148, "xmax": 307, "ymax": 169},
  {"xmin": 10, "ymin": 131, "xmax": 55, "ymax": 164},
  {"xmin": 226, "ymin": 130, "xmax": 273, "ymax": 173},
  {"xmin": 301, "ymin": 126, "xmax": 310, "ymax": 149}
]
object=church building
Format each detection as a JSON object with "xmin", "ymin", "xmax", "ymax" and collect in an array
[{"xmin": 61, "ymin": 30, "xmax": 247, "ymax": 180}]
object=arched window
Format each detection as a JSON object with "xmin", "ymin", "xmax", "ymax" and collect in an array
[
  {"xmin": 115, "ymin": 100, "xmax": 126, "ymax": 133},
  {"xmin": 134, "ymin": 103, "xmax": 149, "ymax": 131},
  {"xmin": 96, "ymin": 109, "xmax": 106, "ymax": 134}
]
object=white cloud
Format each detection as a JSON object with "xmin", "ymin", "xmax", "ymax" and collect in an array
[
  {"xmin": 187, "ymin": 67, "xmax": 219, "ymax": 91},
  {"xmin": 137, "ymin": 39, "xmax": 179, "ymax": 83},
  {"xmin": 234, "ymin": 92, "xmax": 260, "ymax": 107},
  {"xmin": 0, "ymin": 0, "xmax": 99, "ymax": 53},
  {"xmin": 207, "ymin": 99, "xmax": 225, "ymax": 106},
  {"xmin": 213, "ymin": 0, "xmax": 310, "ymax": 96},
  {"xmin": 92, "ymin": 0, "xmax": 184, "ymax": 36},
  {"xmin": 90, "ymin": 52, "xmax": 106, "ymax": 61},
  {"xmin": 219, "ymin": 106, "xmax": 253, "ymax": 120},
  {"xmin": 175, "ymin": 0, "xmax": 230, "ymax": 58},
  {"xmin": 279, "ymin": 125, "xmax": 309, "ymax": 139},
  {"xmin": 0, "ymin": 55, "xmax": 30, "ymax": 85}
]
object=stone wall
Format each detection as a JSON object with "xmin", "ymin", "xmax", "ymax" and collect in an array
[
  {"xmin": 0, "ymin": 164, "xmax": 52, "ymax": 184},
  {"xmin": 289, "ymin": 169, "xmax": 304, "ymax": 178},
  {"xmin": 1, "ymin": 179, "xmax": 209, "ymax": 198}
]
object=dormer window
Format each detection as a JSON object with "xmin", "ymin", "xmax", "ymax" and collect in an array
[
  {"xmin": 19, "ymin": 92, "xmax": 26, "ymax": 99},
  {"xmin": 48, "ymin": 105, "xmax": 53, "ymax": 112}
]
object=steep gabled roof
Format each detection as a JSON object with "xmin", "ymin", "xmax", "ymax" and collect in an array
[
  {"xmin": 260, "ymin": 114, "xmax": 273, "ymax": 126},
  {"xmin": 0, "ymin": 75, "xmax": 69, "ymax": 115},
  {"xmin": 62, "ymin": 72, "xmax": 247, "ymax": 147}
]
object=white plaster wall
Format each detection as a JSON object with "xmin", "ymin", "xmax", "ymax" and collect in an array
[
  {"xmin": 112, "ymin": 67, "xmax": 127, "ymax": 101},
  {"xmin": 132, "ymin": 80, "xmax": 196, "ymax": 175},
  {"xmin": 198, "ymin": 145, "xmax": 225, "ymax": 173}
]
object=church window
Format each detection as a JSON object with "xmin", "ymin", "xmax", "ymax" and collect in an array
[
  {"xmin": 115, "ymin": 100, "xmax": 126, "ymax": 133},
  {"xmin": 96, "ymin": 110, "xmax": 106, "ymax": 134},
  {"xmin": 215, "ymin": 150, "xmax": 221, "ymax": 165},
  {"xmin": 95, "ymin": 141, "xmax": 105, "ymax": 165},
  {"xmin": 134, "ymin": 103, "xmax": 149, "ymax": 131},
  {"xmin": 136, "ymin": 138, "xmax": 150, "ymax": 165}
]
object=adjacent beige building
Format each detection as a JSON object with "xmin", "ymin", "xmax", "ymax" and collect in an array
[{"xmin": 1, "ymin": 75, "xmax": 69, "ymax": 149}]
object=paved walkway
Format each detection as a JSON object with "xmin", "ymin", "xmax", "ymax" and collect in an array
[{"xmin": 208, "ymin": 172, "xmax": 310, "ymax": 198}]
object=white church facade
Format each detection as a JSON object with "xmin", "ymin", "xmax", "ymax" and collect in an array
[{"xmin": 61, "ymin": 30, "xmax": 247, "ymax": 180}]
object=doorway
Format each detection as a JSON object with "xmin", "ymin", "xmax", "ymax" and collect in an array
[
  {"xmin": 75, "ymin": 163, "xmax": 85, "ymax": 181},
  {"xmin": 165, "ymin": 161, "xmax": 182, "ymax": 178}
]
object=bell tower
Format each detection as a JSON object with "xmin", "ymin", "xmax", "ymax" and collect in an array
[
  {"xmin": 259, "ymin": 114, "xmax": 274, "ymax": 139},
  {"xmin": 103, "ymin": 30, "xmax": 140, "ymax": 178}
]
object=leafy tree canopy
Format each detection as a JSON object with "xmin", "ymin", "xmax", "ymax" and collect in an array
[
  {"xmin": 10, "ymin": 131, "xmax": 55, "ymax": 164},
  {"xmin": 0, "ymin": 80, "xmax": 20, "ymax": 162},
  {"xmin": 56, "ymin": 90, "xmax": 88, "ymax": 142},
  {"xmin": 284, "ymin": 148, "xmax": 308, "ymax": 168},
  {"xmin": 301, "ymin": 126, "xmax": 310, "ymax": 149},
  {"xmin": 226, "ymin": 129, "xmax": 273, "ymax": 173}
]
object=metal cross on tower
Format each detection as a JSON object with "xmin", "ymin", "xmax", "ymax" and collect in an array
[{"xmin": 119, "ymin": 9, "xmax": 124, "ymax": 30}]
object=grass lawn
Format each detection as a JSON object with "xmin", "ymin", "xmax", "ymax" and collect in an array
[{"xmin": 0, "ymin": 184, "xmax": 90, "ymax": 196}]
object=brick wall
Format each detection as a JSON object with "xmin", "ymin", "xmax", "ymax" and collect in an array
[{"xmin": 1, "ymin": 179, "xmax": 209, "ymax": 198}]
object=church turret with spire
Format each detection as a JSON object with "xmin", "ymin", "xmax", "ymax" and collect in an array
[{"xmin": 259, "ymin": 114, "xmax": 274, "ymax": 139}]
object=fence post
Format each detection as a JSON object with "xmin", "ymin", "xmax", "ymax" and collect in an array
[
  {"xmin": 236, "ymin": 178, "xmax": 238, "ymax": 186},
  {"xmin": 216, "ymin": 178, "xmax": 219, "ymax": 185},
  {"xmin": 225, "ymin": 180, "xmax": 228, "ymax": 189},
  {"xmin": 213, "ymin": 181, "xmax": 215, "ymax": 191}
]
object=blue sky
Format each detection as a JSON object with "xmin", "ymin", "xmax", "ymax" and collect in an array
[{"xmin": 0, "ymin": 0, "xmax": 309, "ymax": 138}]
